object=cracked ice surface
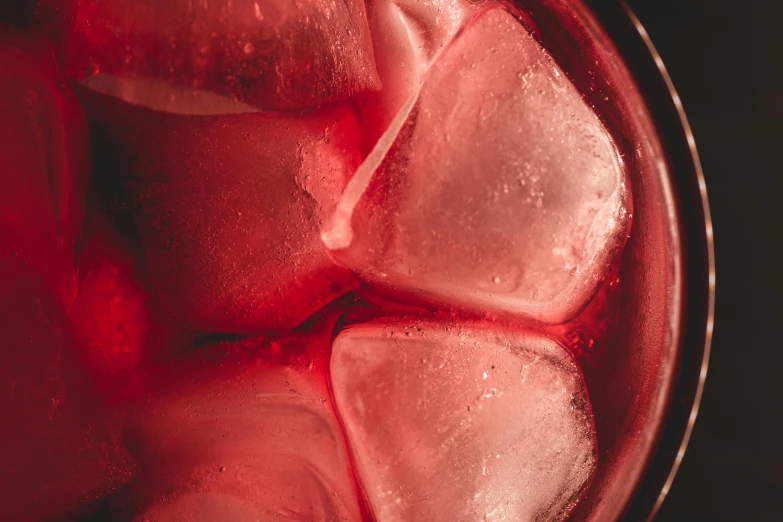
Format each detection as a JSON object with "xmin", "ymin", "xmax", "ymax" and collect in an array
[{"xmin": 331, "ymin": 320, "xmax": 597, "ymax": 522}]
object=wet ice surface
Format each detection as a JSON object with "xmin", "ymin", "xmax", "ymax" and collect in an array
[
  {"xmin": 331, "ymin": 320, "xmax": 597, "ymax": 522},
  {"xmin": 52, "ymin": 0, "xmax": 380, "ymax": 111},
  {"xmin": 118, "ymin": 337, "xmax": 362, "ymax": 522},
  {"xmin": 79, "ymin": 89, "xmax": 361, "ymax": 334},
  {"xmin": 324, "ymin": 7, "xmax": 632, "ymax": 324}
]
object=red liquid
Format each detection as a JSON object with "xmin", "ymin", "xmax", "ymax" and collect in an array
[{"xmin": 0, "ymin": 1, "xmax": 683, "ymax": 521}]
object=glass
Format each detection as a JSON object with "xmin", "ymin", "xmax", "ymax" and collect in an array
[{"xmin": 0, "ymin": 1, "xmax": 713, "ymax": 520}]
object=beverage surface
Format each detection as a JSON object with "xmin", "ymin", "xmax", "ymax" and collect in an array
[{"xmin": 1, "ymin": 1, "xmax": 639, "ymax": 521}]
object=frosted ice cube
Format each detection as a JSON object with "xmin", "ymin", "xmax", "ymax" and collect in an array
[
  {"xmin": 48, "ymin": 0, "xmax": 380, "ymax": 111},
  {"xmin": 324, "ymin": 7, "xmax": 632, "ymax": 324},
  {"xmin": 331, "ymin": 320, "xmax": 597, "ymax": 522},
  {"xmin": 78, "ymin": 88, "xmax": 361, "ymax": 334},
  {"xmin": 119, "ymin": 337, "xmax": 362, "ymax": 521}
]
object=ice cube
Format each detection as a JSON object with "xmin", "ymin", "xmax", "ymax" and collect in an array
[
  {"xmin": 78, "ymin": 88, "xmax": 361, "ymax": 334},
  {"xmin": 44, "ymin": 0, "xmax": 380, "ymax": 111},
  {"xmin": 358, "ymin": 0, "xmax": 478, "ymax": 147},
  {"xmin": 331, "ymin": 320, "xmax": 597, "ymax": 522},
  {"xmin": 117, "ymin": 336, "xmax": 363, "ymax": 522},
  {"xmin": 324, "ymin": 7, "xmax": 632, "ymax": 324}
]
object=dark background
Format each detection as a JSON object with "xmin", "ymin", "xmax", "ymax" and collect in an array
[
  {"xmin": 623, "ymin": 1, "xmax": 783, "ymax": 520},
  {"xmin": 1, "ymin": 0, "xmax": 781, "ymax": 520}
]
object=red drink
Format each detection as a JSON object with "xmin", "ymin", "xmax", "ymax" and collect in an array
[{"xmin": 0, "ymin": 1, "xmax": 712, "ymax": 521}]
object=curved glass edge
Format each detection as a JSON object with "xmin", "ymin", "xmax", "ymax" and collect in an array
[
  {"xmin": 579, "ymin": 1, "xmax": 716, "ymax": 520},
  {"xmin": 619, "ymin": 5, "xmax": 716, "ymax": 520}
]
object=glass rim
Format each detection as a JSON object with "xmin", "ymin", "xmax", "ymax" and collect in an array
[{"xmin": 578, "ymin": 1, "xmax": 716, "ymax": 519}]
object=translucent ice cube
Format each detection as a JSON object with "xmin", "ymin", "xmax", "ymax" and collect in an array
[
  {"xmin": 45, "ymin": 0, "xmax": 380, "ymax": 111},
  {"xmin": 78, "ymin": 88, "xmax": 361, "ymax": 334},
  {"xmin": 118, "ymin": 336, "xmax": 363, "ymax": 521},
  {"xmin": 324, "ymin": 7, "xmax": 632, "ymax": 324},
  {"xmin": 331, "ymin": 320, "xmax": 597, "ymax": 522}
]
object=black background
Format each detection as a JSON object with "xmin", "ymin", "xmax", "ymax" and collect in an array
[
  {"xmin": 623, "ymin": 1, "xmax": 783, "ymax": 520},
  {"xmin": 1, "ymin": 0, "xmax": 781, "ymax": 520}
]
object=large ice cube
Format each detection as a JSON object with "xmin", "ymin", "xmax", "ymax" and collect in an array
[
  {"xmin": 324, "ymin": 7, "xmax": 632, "ymax": 324},
  {"xmin": 117, "ymin": 336, "xmax": 363, "ymax": 522},
  {"xmin": 78, "ymin": 88, "xmax": 361, "ymax": 334},
  {"xmin": 331, "ymin": 320, "xmax": 597, "ymax": 522},
  {"xmin": 43, "ymin": 0, "xmax": 380, "ymax": 111}
]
